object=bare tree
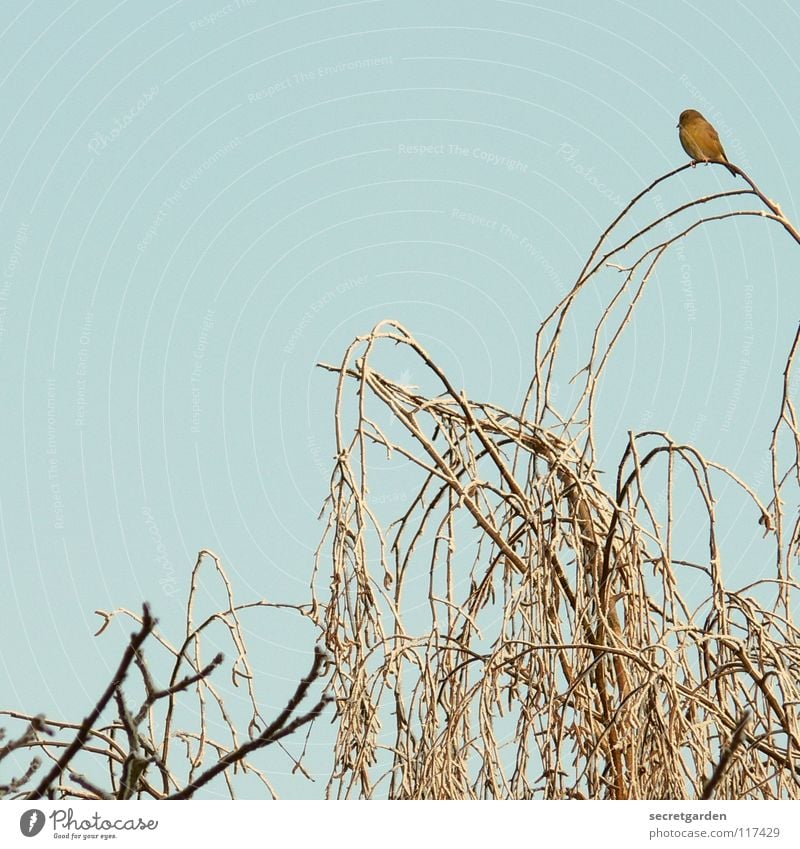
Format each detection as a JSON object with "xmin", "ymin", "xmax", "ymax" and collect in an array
[
  {"xmin": 313, "ymin": 161, "xmax": 800, "ymax": 799},
  {"xmin": 2, "ymin": 549, "xmax": 331, "ymax": 800},
  {"xmin": 4, "ymin": 162, "xmax": 799, "ymax": 801}
]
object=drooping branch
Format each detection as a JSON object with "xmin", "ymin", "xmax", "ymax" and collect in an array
[{"xmin": 314, "ymin": 165, "xmax": 800, "ymax": 799}]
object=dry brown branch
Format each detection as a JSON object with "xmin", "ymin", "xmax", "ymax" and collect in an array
[
  {"xmin": 313, "ymin": 165, "xmax": 800, "ymax": 798},
  {"xmin": 168, "ymin": 647, "xmax": 332, "ymax": 799},
  {"xmin": 0, "ymin": 716, "xmax": 52, "ymax": 797},
  {"xmin": 26, "ymin": 605, "xmax": 156, "ymax": 799},
  {"xmin": 2, "ymin": 551, "xmax": 330, "ymax": 800},
  {"xmin": 701, "ymin": 712, "xmax": 751, "ymax": 799}
]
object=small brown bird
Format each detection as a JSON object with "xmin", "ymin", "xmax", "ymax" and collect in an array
[{"xmin": 678, "ymin": 109, "xmax": 738, "ymax": 177}]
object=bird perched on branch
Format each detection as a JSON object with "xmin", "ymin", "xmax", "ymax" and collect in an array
[{"xmin": 678, "ymin": 109, "xmax": 738, "ymax": 177}]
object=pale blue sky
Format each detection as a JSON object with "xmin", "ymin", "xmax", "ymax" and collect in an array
[{"xmin": 1, "ymin": 0, "xmax": 799, "ymax": 798}]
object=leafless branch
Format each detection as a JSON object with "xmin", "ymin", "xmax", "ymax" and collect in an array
[{"xmin": 314, "ymin": 165, "xmax": 800, "ymax": 799}]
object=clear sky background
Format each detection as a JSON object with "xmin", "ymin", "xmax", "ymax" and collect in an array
[{"xmin": 1, "ymin": 0, "xmax": 799, "ymax": 799}]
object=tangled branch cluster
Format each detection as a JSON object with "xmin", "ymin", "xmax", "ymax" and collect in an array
[
  {"xmin": 2, "ymin": 550, "xmax": 331, "ymax": 799},
  {"xmin": 313, "ymin": 163, "xmax": 800, "ymax": 799}
]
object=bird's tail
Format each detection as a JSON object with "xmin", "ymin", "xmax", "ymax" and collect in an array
[{"xmin": 724, "ymin": 160, "xmax": 739, "ymax": 178}]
